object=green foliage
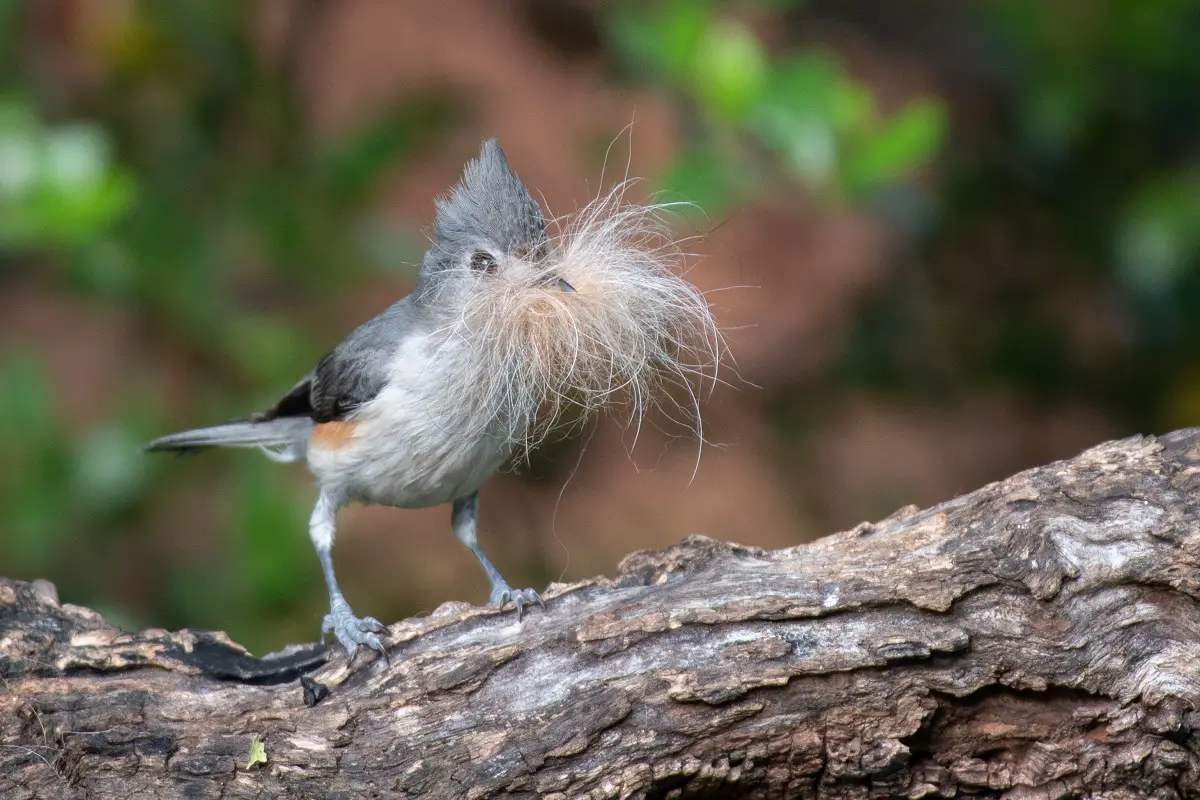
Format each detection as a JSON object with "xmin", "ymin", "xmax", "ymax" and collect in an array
[
  {"xmin": 982, "ymin": 0, "xmax": 1200, "ymax": 316},
  {"xmin": 0, "ymin": 353, "xmax": 152, "ymax": 576},
  {"xmin": 0, "ymin": 98, "xmax": 135, "ymax": 248},
  {"xmin": 691, "ymin": 18, "xmax": 769, "ymax": 121},
  {"xmin": 1117, "ymin": 175, "xmax": 1200, "ymax": 299},
  {"xmin": 988, "ymin": 0, "xmax": 1200, "ymax": 158},
  {"xmin": 72, "ymin": 422, "xmax": 154, "ymax": 517},
  {"xmin": 842, "ymin": 100, "xmax": 946, "ymax": 195},
  {"xmin": 837, "ymin": 0, "xmax": 1200, "ymax": 431},
  {"xmin": 608, "ymin": 0, "xmax": 946, "ymax": 211}
]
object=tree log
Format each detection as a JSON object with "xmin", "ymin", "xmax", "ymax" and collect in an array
[{"xmin": 5, "ymin": 430, "xmax": 1200, "ymax": 799}]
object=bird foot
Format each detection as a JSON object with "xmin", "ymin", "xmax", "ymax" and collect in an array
[
  {"xmin": 321, "ymin": 599, "xmax": 387, "ymax": 663},
  {"xmin": 488, "ymin": 583, "xmax": 544, "ymax": 620}
]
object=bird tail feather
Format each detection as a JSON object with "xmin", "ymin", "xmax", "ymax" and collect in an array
[{"xmin": 144, "ymin": 418, "xmax": 313, "ymax": 458}]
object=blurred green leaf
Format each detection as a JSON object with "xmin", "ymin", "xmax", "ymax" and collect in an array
[
  {"xmin": 754, "ymin": 54, "xmax": 843, "ymax": 186},
  {"xmin": 757, "ymin": 106, "xmax": 837, "ymax": 187},
  {"xmin": 1116, "ymin": 175, "xmax": 1200, "ymax": 297},
  {"xmin": 27, "ymin": 170, "xmax": 137, "ymax": 243},
  {"xmin": 608, "ymin": 1, "xmax": 711, "ymax": 79},
  {"xmin": 0, "ymin": 99, "xmax": 135, "ymax": 248},
  {"xmin": 73, "ymin": 424, "xmax": 152, "ymax": 515},
  {"xmin": 844, "ymin": 99, "xmax": 945, "ymax": 195},
  {"xmin": 830, "ymin": 82, "xmax": 875, "ymax": 136},
  {"xmin": 0, "ymin": 130, "xmax": 36, "ymax": 193},
  {"xmin": 761, "ymin": 53, "xmax": 839, "ymax": 120},
  {"xmin": 610, "ymin": 10, "xmax": 943, "ymax": 201},
  {"xmin": 45, "ymin": 125, "xmax": 110, "ymax": 189},
  {"xmin": 1016, "ymin": 74, "xmax": 1093, "ymax": 158},
  {"xmin": 689, "ymin": 18, "xmax": 767, "ymax": 121}
]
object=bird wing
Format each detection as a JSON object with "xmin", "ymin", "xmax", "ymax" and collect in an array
[{"xmin": 255, "ymin": 296, "xmax": 420, "ymax": 423}]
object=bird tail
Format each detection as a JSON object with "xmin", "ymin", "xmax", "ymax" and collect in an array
[{"xmin": 144, "ymin": 417, "xmax": 313, "ymax": 462}]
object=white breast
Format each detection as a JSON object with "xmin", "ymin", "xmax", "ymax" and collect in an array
[{"xmin": 305, "ymin": 332, "xmax": 515, "ymax": 508}]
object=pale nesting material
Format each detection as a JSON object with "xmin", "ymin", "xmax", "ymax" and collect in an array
[{"xmin": 443, "ymin": 185, "xmax": 722, "ymax": 457}]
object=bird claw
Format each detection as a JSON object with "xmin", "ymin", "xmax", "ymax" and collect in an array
[
  {"xmin": 321, "ymin": 601, "xmax": 387, "ymax": 664},
  {"xmin": 488, "ymin": 584, "xmax": 544, "ymax": 621}
]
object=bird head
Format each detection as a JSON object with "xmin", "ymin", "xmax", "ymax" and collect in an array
[
  {"xmin": 418, "ymin": 139, "xmax": 573, "ymax": 303},
  {"xmin": 417, "ymin": 138, "xmax": 721, "ymax": 458}
]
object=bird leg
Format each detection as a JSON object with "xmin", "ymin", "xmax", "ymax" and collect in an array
[
  {"xmin": 451, "ymin": 492, "xmax": 542, "ymax": 619},
  {"xmin": 310, "ymin": 492, "xmax": 387, "ymax": 662}
]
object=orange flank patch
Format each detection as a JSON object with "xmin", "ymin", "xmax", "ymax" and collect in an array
[{"xmin": 309, "ymin": 420, "xmax": 359, "ymax": 450}]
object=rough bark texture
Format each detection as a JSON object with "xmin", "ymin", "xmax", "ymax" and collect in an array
[{"xmin": 5, "ymin": 430, "xmax": 1200, "ymax": 799}]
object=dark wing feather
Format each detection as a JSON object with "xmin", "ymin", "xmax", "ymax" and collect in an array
[
  {"xmin": 254, "ymin": 297, "xmax": 418, "ymax": 424},
  {"xmin": 253, "ymin": 375, "xmax": 316, "ymax": 420},
  {"xmin": 309, "ymin": 348, "xmax": 389, "ymax": 422}
]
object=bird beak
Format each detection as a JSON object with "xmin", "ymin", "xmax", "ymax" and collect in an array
[{"xmin": 556, "ymin": 277, "xmax": 577, "ymax": 293}]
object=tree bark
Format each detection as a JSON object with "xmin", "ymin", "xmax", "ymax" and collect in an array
[{"xmin": 5, "ymin": 430, "xmax": 1200, "ymax": 799}]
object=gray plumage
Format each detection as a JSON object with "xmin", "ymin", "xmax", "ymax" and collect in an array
[
  {"xmin": 424, "ymin": 138, "xmax": 547, "ymax": 276},
  {"xmin": 146, "ymin": 139, "xmax": 550, "ymax": 660},
  {"xmin": 143, "ymin": 417, "xmax": 313, "ymax": 452}
]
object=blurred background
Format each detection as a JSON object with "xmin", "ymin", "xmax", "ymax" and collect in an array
[{"xmin": 2, "ymin": 0, "xmax": 1199, "ymax": 653}]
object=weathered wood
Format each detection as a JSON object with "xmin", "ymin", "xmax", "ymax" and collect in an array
[{"xmin": 5, "ymin": 429, "xmax": 1200, "ymax": 799}]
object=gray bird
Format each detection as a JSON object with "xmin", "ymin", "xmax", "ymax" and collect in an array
[{"xmin": 146, "ymin": 140, "xmax": 568, "ymax": 660}]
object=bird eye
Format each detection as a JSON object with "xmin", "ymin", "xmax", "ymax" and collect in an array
[{"xmin": 470, "ymin": 251, "xmax": 498, "ymax": 274}]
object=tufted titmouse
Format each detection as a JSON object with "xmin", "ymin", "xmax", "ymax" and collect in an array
[{"xmin": 146, "ymin": 139, "xmax": 719, "ymax": 661}]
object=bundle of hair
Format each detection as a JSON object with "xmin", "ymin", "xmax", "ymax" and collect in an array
[{"xmin": 440, "ymin": 184, "xmax": 724, "ymax": 460}]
